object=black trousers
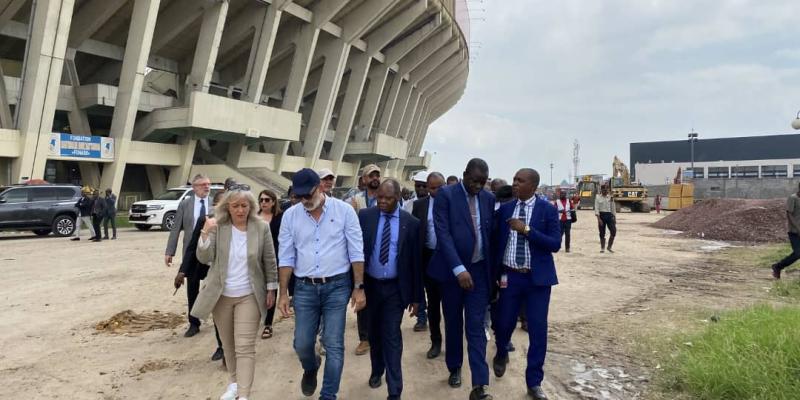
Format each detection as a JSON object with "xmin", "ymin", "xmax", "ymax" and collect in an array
[
  {"xmin": 598, "ymin": 212, "xmax": 616, "ymax": 248},
  {"xmin": 357, "ymin": 306, "xmax": 370, "ymax": 342},
  {"xmin": 103, "ymin": 213, "xmax": 117, "ymax": 238},
  {"xmin": 560, "ymin": 220, "xmax": 572, "ymax": 250},
  {"xmin": 775, "ymin": 232, "xmax": 800, "ymax": 270},
  {"xmin": 187, "ymin": 274, "xmax": 223, "ymax": 348},
  {"xmin": 366, "ymin": 277, "xmax": 405, "ymax": 397},
  {"xmin": 422, "ymin": 248, "xmax": 443, "ymax": 343},
  {"xmin": 91, "ymin": 215, "xmax": 103, "ymax": 239}
]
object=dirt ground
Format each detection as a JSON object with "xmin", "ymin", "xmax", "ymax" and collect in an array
[{"xmin": 0, "ymin": 210, "xmax": 781, "ymax": 399}]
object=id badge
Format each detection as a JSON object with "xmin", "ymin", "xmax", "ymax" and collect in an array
[{"xmin": 500, "ymin": 273, "xmax": 508, "ymax": 289}]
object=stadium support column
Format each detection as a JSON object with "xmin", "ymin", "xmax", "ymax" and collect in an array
[
  {"xmin": 0, "ymin": 64, "xmax": 12, "ymax": 128},
  {"xmin": 386, "ymin": 82, "xmax": 413, "ymax": 137},
  {"xmin": 266, "ymin": 24, "xmax": 320, "ymax": 174},
  {"xmin": 242, "ymin": 1, "xmax": 290, "ymax": 103},
  {"xmin": 99, "ymin": 0, "xmax": 160, "ymax": 196},
  {"xmin": 330, "ymin": 52, "xmax": 372, "ymax": 169},
  {"xmin": 168, "ymin": 0, "xmax": 228, "ymax": 189},
  {"xmin": 375, "ymin": 75, "xmax": 404, "ymax": 135},
  {"xmin": 301, "ymin": 38, "xmax": 350, "ymax": 168},
  {"xmin": 11, "ymin": 0, "xmax": 75, "ymax": 183},
  {"xmin": 64, "ymin": 49, "xmax": 101, "ymax": 188},
  {"xmin": 353, "ymin": 64, "xmax": 390, "ymax": 142}
]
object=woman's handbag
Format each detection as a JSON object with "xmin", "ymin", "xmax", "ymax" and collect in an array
[{"xmin": 570, "ymin": 210, "xmax": 577, "ymax": 223}]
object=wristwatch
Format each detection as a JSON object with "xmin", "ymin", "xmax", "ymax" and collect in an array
[
  {"xmin": 354, "ymin": 282, "xmax": 365, "ymax": 290},
  {"xmin": 523, "ymin": 225, "xmax": 530, "ymax": 235}
]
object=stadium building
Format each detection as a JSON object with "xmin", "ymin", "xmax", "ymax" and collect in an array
[{"xmin": 0, "ymin": 0, "xmax": 469, "ymax": 208}]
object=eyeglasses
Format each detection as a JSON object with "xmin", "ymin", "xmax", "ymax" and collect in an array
[
  {"xmin": 228, "ymin": 183, "xmax": 251, "ymax": 192},
  {"xmin": 259, "ymin": 197, "xmax": 273, "ymax": 203}
]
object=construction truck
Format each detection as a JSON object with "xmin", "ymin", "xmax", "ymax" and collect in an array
[
  {"xmin": 609, "ymin": 156, "xmax": 650, "ymax": 212},
  {"xmin": 576, "ymin": 174, "xmax": 603, "ymax": 210}
]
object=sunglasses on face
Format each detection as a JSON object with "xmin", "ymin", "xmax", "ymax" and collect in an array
[
  {"xmin": 228, "ymin": 184, "xmax": 251, "ymax": 192},
  {"xmin": 259, "ymin": 197, "xmax": 273, "ymax": 203}
]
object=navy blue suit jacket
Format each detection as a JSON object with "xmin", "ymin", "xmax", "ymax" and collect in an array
[
  {"xmin": 492, "ymin": 197, "xmax": 561, "ymax": 287},
  {"xmin": 429, "ymin": 183, "xmax": 495, "ymax": 285},
  {"xmin": 358, "ymin": 206, "xmax": 423, "ymax": 306}
]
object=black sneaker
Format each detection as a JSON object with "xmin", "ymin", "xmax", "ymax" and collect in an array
[
  {"xmin": 301, "ymin": 356, "xmax": 321, "ymax": 396},
  {"xmin": 448, "ymin": 368, "xmax": 461, "ymax": 388},
  {"xmin": 772, "ymin": 264, "xmax": 782, "ymax": 280}
]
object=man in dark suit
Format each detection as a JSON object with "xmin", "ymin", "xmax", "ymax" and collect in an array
[
  {"xmin": 429, "ymin": 158, "xmax": 495, "ymax": 400},
  {"xmin": 491, "ymin": 168, "xmax": 561, "ymax": 400},
  {"xmin": 359, "ymin": 179, "xmax": 422, "ymax": 400},
  {"xmin": 412, "ymin": 172, "xmax": 446, "ymax": 359}
]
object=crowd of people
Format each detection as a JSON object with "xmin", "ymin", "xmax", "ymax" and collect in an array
[
  {"xmin": 162, "ymin": 159, "xmax": 586, "ymax": 400},
  {"xmin": 72, "ymin": 188, "xmax": 118, "ymax": 241}
]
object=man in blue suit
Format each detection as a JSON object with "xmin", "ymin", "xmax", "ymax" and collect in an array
[
  {"xmin": 491, "ymin": 168, "xmax": 561, "ymax": 400},
  {"xmin": 429, "ymin": 158, "xmax": 495, "ymax": 400},
  {"xmin": 359, "ymin": 179, "xmax": 423, "ymax": 400}
]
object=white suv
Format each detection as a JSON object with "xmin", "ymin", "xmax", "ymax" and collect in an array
[{"xmin": 129, "ymin": 185, "xmax": 224, "ymax": 231}]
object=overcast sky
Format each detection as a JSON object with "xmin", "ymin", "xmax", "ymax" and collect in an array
[{"xmin": 423, "ymin": 0, "xmax": 800, "ymax": 184}]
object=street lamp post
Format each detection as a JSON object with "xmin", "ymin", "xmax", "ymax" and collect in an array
[
  {"xmin": 688, "ymin": 131, "xmax": 699, "ymax": 181},
  {"xmin": 549, "ymin": 163, "xmax": 554, "ymax": 187}
]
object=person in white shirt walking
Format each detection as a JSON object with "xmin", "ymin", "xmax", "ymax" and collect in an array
[
  {"xmin": 191, "ymin": 184, "xmax": 279, "ymax": 400},
  {"xmin": 594, "ymin": 185, "xmax": 616, "ymax": 253}
]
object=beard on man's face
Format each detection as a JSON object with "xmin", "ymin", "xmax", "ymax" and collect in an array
[{"xmin": 367, "ymin": 179, "xmax": 380, "ymax": 189}]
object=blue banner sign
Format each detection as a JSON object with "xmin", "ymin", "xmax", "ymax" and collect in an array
[{"xmin": 48, "ymin": 133, "xmax": 114, "ymax": 160}]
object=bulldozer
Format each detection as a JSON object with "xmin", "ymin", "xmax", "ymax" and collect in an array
[
  {"xmin": 609, "ymin": 156, "xmax": 649, "ymax": 212},
  {"xmin": 576, "ymin": 174, "xmax": 603, "ymax": 210}
]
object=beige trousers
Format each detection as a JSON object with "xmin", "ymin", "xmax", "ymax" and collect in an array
[{"xmin": 213, "ymin": 294, "xmax": 260, "ymax": 398}]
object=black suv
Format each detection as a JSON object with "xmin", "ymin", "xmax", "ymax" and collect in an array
[{"xmin": 0, "ymin": 184, "xmax": 82, "ymax": 237}]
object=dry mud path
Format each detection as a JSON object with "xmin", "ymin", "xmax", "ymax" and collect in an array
[{"xmin": 0, "ymin": 211, "xmax": 774, "ymax": 399}]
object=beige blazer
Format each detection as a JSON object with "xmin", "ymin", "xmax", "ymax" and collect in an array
[{"xmin": 190, "ymin": 217, "xmax": 278, "ymax": 321}]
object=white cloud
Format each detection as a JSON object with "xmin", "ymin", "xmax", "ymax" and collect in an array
[{"xmin": 423, "ymin": 0, "xmax": 800, "ymax": 183}]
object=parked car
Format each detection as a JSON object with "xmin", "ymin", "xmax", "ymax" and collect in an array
[
  {"xmin": 0, "ymin": 184, "xmax": 82, "ymax": 237},
  {"xmin": 128, "ymin": 185, "xmax": 224, "ymax": 231}
]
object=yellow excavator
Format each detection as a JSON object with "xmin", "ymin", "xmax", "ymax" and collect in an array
[{"xmin": 609, "ymin": 156, "xmax": 649, "ymax": 212}]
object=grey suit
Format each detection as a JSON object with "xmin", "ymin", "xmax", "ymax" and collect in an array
[
  {"xmin": 190, "ymin": 217, "xmax": 279, "ymax": 320},
  {"xmin": 165, "ymin": 193, "xmax": 211, "ymax": 327},
  {"xmin": 165, "ymin": 194, "xmax": 211, "ymax": 257}
]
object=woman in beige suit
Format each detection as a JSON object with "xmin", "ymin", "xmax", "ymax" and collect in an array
[{"xmin": 191, "ymin": 185, "xmax": 278, "ymax": 400}]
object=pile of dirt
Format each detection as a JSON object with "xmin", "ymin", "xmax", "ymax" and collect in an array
[
  {"xmin": 653, "ymin": 198, "xmax": 786, "ymax": 243},
  {"xmin": 95, "ymin": 310, "xmax": 184, "ymax": 334}
]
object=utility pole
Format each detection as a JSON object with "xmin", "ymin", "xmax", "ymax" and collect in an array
[
  {"xmin": 572, "ymin": 140, "xmax": 580, "ymax": 183},
  {"xmin": 688, "ymin": 130, "xmax": 699, "ymax": 181}
]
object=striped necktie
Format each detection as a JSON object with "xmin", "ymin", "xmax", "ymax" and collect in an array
[
  {"xmin": 515, "ymin": 201, "xmax": 527, "ymax": 267},
  {"xmin": 379, "ymin": 213, "xmax": 392, "ymax": 265}
]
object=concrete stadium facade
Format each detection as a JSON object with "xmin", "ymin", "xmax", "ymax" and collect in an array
[{"xmin": 0, "ymin": 0, "xmax": 469, "ymax": 205}]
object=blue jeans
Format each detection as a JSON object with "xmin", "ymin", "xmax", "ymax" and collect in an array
[{"xmin": 293, "ymin": 274, "xmax": 352, "ymax": 400}]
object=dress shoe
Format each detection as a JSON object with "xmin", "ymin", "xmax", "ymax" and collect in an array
[
  {"xmin": 469, "ymin": 385, "xmax": 492, "ymax": 400},
  {"xmin": 448, "ymin": 368, "xmax": 461, "ymax": 388},
  {"xmin": 71, "ymin": 237, "xmax": 80, "ymax": 241},
  {"xmin": 493, "ymin": 354, "xmax": 509, "ymax": 377},
  {"xmin": 426, "ymin": 341, "xmax": 441, "ymax": 359},
  {"xmin": 413, "ymin": 321, "xmax": 427, "ymax": 332},
  {"xmin": 211, "ymin": 347, "xmax": 224, "ymax": 361},
  {"xmin": 355, "ymin": 340, "xmax": 370, "ymax": 356},
  {"xmin": 772, "ymin": 264, "xmax": 782, "ymax": 280},
  {"xmin": 184, "ymin": 325, "xmax": 200, "ymax": 338},
  {"xmin": 103, "ymin": 236, "xmax": 109, "ymax": 240},
  {"xmin": 387, "ymin": 396, "xmax": 400, "ymax": 400},
  {"xmin": 368, "ymin": 374, "xmax": 382, "ymax": 388},
  {"xmin": 301, "ymin": 356, "xmax": 321, "ymax": 396},
  {"xmin": 112, "ymin": 236, "xmax": 117, "ymax": 240},
  {"xmin": 527, "ymin": 386, "xmax": 548, "ymax": 399}
]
